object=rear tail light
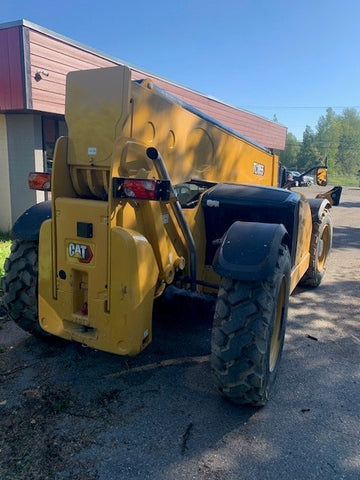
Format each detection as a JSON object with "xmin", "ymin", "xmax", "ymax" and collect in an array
[
  {"xmin": 28, "ymin": 172, "xmax": 51, "ymax": 191},
  {"xmin": 113, "ymin": 178, "xmax": 171, "ymax": 201}
]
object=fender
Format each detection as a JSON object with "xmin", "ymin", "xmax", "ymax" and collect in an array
[
  {"xmin": 213, "ymin": 221, "xmax": 288, "ymax": 282},
  {"xmin": 11, "ymin": 201, "xmax": 52, "ymax": 241},
  {"xmin": 307, "ymin": 198, "xmax": 331, "ymax": 222},
  {"xmin": 315, "ymin": 185, "xmax": 342, "ymax": 207}
]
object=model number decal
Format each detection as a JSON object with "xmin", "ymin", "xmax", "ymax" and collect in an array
[
  {"xmin": 68, "ymin": 242, "xmax": 93, "ymax": 263},
  {"xmin": 253, "ymin": 162, "xmax": 265, "ymax": 176}
]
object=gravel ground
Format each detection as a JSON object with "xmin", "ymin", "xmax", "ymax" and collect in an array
[{"xmin": 0, "ymin": 185, "xmax": 359, "ymax": 480}]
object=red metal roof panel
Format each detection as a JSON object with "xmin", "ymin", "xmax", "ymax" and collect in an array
[{"xmin": 0, "ymin": 27, "xmax": 25, "ymax": 110}]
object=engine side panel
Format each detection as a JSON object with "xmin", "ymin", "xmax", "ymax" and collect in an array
[{"xmin": 201, "ymin": 183, "xmax": 301, "ymax": 266}]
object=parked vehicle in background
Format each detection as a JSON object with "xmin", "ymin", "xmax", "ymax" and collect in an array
[
  {"xmin": 303, "ymin": 174, "xmax": 314, "ymax": 186},
  {"xmin": 286, "ymin": 170, "xmax": 300, "ymax": 186},
  {"xmin": 286, "ymin": 170, "xmax": 314, "ymax": 187}
]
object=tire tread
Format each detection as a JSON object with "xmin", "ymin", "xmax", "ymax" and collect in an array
[
  {"xmin": 3, "ymin": 240, "xmax": 45, "ymax": 337},
  {"xmin": 211, "ymin": 244, "xmax": 290, "ymax": 406}
]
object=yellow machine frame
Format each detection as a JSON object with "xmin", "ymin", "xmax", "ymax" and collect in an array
[{"xmin": 36, "ymin": 66, "xmax": 324, "ymax": 356}]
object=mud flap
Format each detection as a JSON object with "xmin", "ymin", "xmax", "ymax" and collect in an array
[
  {"xmin": 11, "ymin": 201, "xmax": 51, "ymax": 241},
  {"xmin": 213, "ymin": 221, "xmax": 288, "ymax": 282}
]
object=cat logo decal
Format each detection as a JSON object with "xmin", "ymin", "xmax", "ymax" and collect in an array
[{"xmin": 68, "ymin": 242, "xmax": 93, "ymax": 264}]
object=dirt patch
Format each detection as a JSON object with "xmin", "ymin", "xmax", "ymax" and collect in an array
[
  {"xmin": 0, "ymin": 333, "xmax": 129, "ymax": 479},
  {"xmin": 0, "ymin": 300, "xmax": 208, "ymax": 480},
  {"xmin": 0, "ymin": 296, "xmax": 125, "ymax": 480},
  {"xmin": 1, "ymin": 334, "xmax": 94, "ymax": 479}
]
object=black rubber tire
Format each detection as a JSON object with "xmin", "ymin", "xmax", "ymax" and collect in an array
[
  {"xmin": 2, "ymin": 239, "xmax": 45, "ymax": 337},
  {"xmin": 211, "ymin": 244, "xmax": 291, "ymax": 407},
  {"xmin": 300, "ymin": 210, "xmax": 332, "ymax": 288}
]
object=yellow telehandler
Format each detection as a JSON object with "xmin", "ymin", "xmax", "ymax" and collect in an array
[{"xmin": 3, "ymin": 66, "xmax": 341, "ymax": 405}]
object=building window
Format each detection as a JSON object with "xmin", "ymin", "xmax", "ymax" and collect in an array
[{"xmin": 42, "ymin": 115, "xmax": 67, "ymax": 172}]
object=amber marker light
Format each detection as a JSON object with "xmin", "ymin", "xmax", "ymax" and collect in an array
[{"xmin": 28, "ymin": 172, "xmax": 51, "ymax": 191}]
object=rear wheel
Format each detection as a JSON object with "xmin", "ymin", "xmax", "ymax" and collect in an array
[
  {"xmin": 211, "ymin": 245, "xmax": 290, "ymax": 406},
  {"xmin": 2, "ymin": 239, "xmax": 45, "ymax": 337},
  {"xmin": 300, "ymin": 210, "xmax": 332, "ymax": 287}
]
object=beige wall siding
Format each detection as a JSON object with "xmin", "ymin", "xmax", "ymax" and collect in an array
[
  {"xmin": 6, "ymin": 114, "xmax": 44, "ymax": 224},
  {"xmin": 0, "ymin": 115, "xmax": 12, "ymax": 232}
]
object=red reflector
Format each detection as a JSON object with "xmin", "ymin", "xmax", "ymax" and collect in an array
[
  {"xmin": 123, "ymin": 179, "xmax": 157, "ymax": 200},
  {"xmin": 28, "ymin": 172, "xmax": 51, "ymax": 191}
]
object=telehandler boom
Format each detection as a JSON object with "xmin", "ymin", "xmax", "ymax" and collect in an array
[{"xmin": 3, "ymin": 66, "xmax": 341, "ymax": 406}]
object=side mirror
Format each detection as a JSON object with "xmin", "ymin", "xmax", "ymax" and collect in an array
[{"xmin": 316, "ymin": 167, "xmax": 328, "ymax": 186}]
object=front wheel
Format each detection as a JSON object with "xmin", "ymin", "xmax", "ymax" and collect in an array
[
  {"xmin": 300, "ymin": 210, "xmax": 332, "ymax": 288},
  {"xmin": 211, "ymin": 244, "xmax": 291, "ymax": 406}
]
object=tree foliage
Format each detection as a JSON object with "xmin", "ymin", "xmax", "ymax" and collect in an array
[
  {"xmin": 279, "ymin": 132, "xmax": 299, "ymax": 168},
  {"xmin": 281, "ymin": 108, "xmax": 360, "ymax": 176},
  {"xmin": 314, "ymin": 108, "xmax": 340, "ymax": 172},
  {"xmin": 297, "ymin": 126, "xmax": 320, "ymax": 171},
  {"xmin": 336, "ymin": 108, "xmax": 360, "ymax": 175}
]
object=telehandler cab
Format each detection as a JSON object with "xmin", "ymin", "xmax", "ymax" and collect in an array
[{"xmin": 3, "ymin": 66, "xmax": 341, "ymax": 406}]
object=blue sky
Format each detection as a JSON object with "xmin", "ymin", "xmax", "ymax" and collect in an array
[{"xmin": 2, "ymin": 0, "xmax": 360, "ymax": 140}]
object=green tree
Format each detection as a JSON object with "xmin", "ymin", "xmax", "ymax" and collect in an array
[
  {"xmin": 336, "ymin": 108, "xmax": 360, "ymax": 175},
  {"xmin": 298, "ymin": 126, "xmax": 320, "ymax": 171},
  {"xmin": 279, "ymin": 132, "xmax": 300, "ymax": 168},
  {"xmin": 314, "ymin": 107, "xmax": 340, "ymax": 173}
]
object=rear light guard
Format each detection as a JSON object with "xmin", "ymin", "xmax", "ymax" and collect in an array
[{"xmin": 113, "ymin": 177, "xmax": 171, "ymax": 201}]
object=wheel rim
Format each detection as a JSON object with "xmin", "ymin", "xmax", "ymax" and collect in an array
[
  {"xmin": 269, "ymin": 276, "xmax": 286, "ymax": 372},
  {"xmin": 317, "ymin": 223, "xmax": 331, "ymax": 271}
]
